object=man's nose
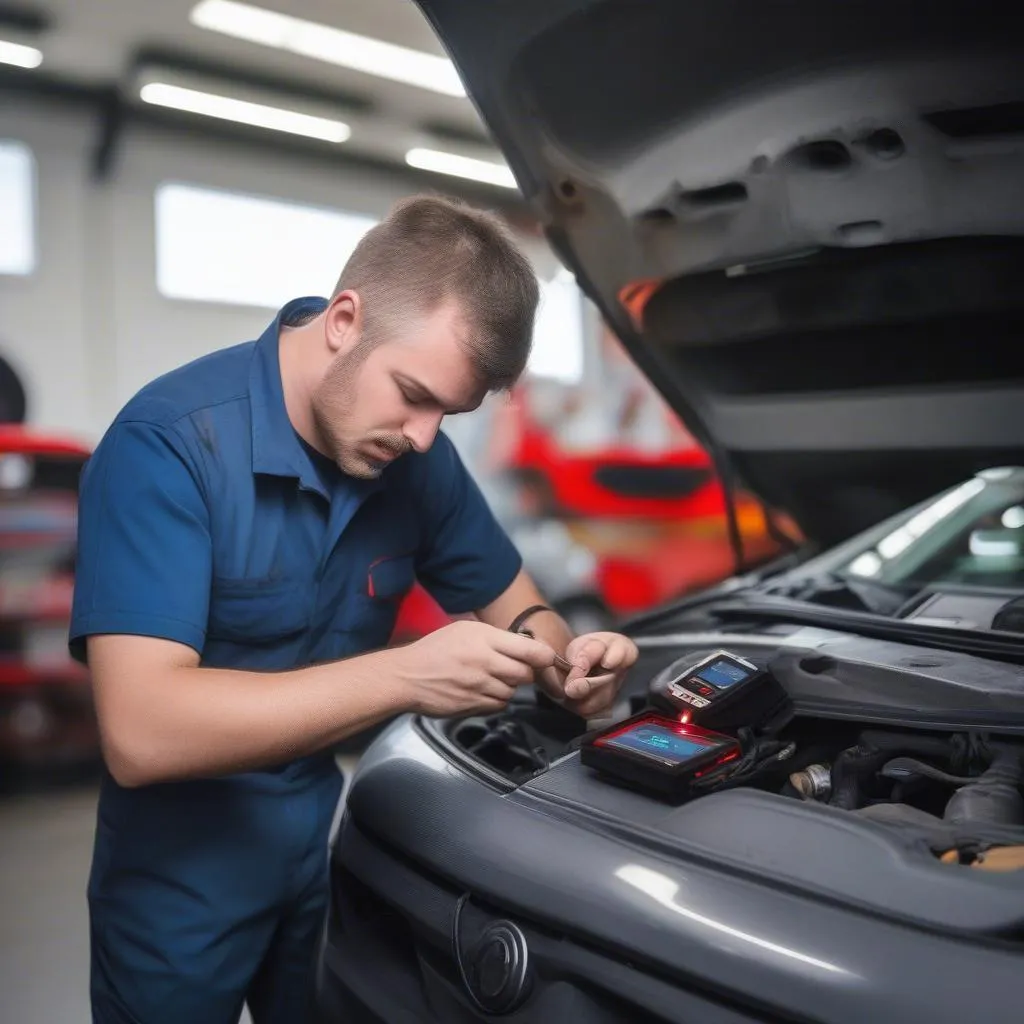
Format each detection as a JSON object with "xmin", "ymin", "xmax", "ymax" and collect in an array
[{"xmin": 404, "ymin": 410, "xmax": 443, "ymax": 453}]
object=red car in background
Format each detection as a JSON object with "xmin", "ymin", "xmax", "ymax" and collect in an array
[
  {"xmin": 502, "ymin": 388, "xmax": 789, "ymax": 621},
  {"xmin": 0, "ymin": 426, "xmax": 95, "ymax": 779}
]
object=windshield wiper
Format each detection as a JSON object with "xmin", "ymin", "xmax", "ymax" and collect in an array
[
  {"xmin": 710, "ymin": 594, "xmax": 1024, "ymax": 664},
  {"xmin": 755, "ymin": 571, "xmax": 912, "ymax": 616}
]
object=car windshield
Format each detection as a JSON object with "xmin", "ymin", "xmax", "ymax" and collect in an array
[{"xmin": 801, "ymin": 467, "xmax": 1024, "ymax": 591}]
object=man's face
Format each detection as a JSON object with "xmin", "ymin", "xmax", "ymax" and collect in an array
[{"xmin": 311, "ymin": 299, "xmax": 488, "ymax": 479}]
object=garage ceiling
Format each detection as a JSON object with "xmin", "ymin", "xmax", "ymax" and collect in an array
[{"xmin": 0, "ymin": 0, "xmax": 518, "ymax": 195}]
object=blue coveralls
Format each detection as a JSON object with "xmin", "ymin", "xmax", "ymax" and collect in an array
[{"xmin": 69, "ymin": 297, "xmax": 522, "ymax": 1024}]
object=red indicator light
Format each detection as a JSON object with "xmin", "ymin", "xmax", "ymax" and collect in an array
[
  {"xmin": 694, "ymin": 749, "xmax": 740, "ymax": 778},
  {"xmin": 678, "ymin": 710, "xmax": 691, "ymax": 725}
]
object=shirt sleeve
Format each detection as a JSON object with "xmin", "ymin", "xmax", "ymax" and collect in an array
[
  {"xmin": 413, "ymin": 433, "xmax": 523, "ymax": 616},
  {"xmin": 69, "ymin": 419, "xmax": 212, "ymax": 664}
]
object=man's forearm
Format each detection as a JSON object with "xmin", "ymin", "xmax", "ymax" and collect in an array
[{"xmin": 92, "ymin": 641, "xmax": 414, "ymax": 787}]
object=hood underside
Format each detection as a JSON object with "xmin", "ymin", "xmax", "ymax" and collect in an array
[{"xmin": 415, "ymin": 0, "xmax": 1024, "ymax": 546}]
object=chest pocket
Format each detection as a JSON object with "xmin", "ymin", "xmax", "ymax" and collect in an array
[
  {"xmin": 207, "ymin": 577, "xmax": 315, "ymax": 646},
  {"xmin": 349, "ymin": 553, "xmax": 416, "ymax": 649}
]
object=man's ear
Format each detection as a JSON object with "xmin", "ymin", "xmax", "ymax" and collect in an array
[{"xmin": 324, "ymin": 290, "xmax": 362, "ymax": 356}]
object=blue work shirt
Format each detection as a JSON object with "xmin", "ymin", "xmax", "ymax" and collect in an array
[{"xmin": 70, "ymin": 295, "xmax": 522, "ymax": 789}]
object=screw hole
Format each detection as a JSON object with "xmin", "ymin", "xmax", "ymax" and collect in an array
[
  {"xmin": 836, "ymin": 220, "xmax": 885, "ymax": 246},
  {"xmin": 639, "ymin": 207, "xmax": 675, "ymax": 224},
  {"xmin": 801, "ymin": 655, "xmax": 836, "ymax": 675},
  {"xmin": 792, "ymin": 140, "xmax": 852, "ymax": 172},
  {"xmin": 558, "ymin": 179, "xmax": 578, "ymax": 200},
  {"xmin": 864, "ymin": 127, "xmax": 905, "ymax": 160}
]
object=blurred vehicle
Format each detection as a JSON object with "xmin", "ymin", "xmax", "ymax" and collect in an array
[
  {"xmin": 0, "ymin": 426, "xmax": 94, "ymax": 778},
  {"xmin": 389, "ymin": 582, "xmax": 451, "ymax": 645},
  {"xmin": 314, "ymin": 2, "xmax": 1024, "ymax": 1022},
  {"xmin": 501, "ymin": 387, "xmax": 786, "ymax": 621}
]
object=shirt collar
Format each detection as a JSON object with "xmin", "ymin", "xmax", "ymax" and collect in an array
[{"xmin": 248, "ymin": 296, "xmax": 382, "ymax": 500}]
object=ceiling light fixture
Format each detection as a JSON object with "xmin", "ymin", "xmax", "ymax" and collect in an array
[
  {"xmin": 189, "ymin": 0, "xmax": 465, "ymax": 97},
  {"xmin": 139, "ymin": 82, "xmax": 351, "ymax": 143},
  {"xmin": 0, "ymin": 38, "xmax": 43, "ymax": 69},
  {"xmin": 405, "ymin": 147, "xmax": 517, "ymax": 189}
]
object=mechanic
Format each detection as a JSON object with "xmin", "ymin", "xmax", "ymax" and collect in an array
[{"xmin": 69, "ymin": 194, "xmax": 639, "ymax": 1024}]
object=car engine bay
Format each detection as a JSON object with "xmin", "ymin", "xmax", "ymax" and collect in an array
[{"xmin": 444, "ymin": 636, "xmax": 1024, "ymax": 873}]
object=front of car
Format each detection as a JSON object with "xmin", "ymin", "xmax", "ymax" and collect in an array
[{"xmin": 314, "ymin": 2, "xmax": 1024, "ymax": 1021}]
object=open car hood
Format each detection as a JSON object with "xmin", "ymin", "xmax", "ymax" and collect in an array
[{"xmin": 415, "ymin": 0, "xmax": 1024, "ymax": 546}]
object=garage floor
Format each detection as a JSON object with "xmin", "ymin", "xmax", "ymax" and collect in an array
[
  {"xmin": 1, "ymin": 782, "xmax": 96, "ymax": 1024},
  {"xmin": 1, "ymin": 759, "xmax": 358, "ymax": 1024}
]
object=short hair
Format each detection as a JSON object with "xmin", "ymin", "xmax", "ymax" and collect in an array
[{"xmin": 332, "ymin": 194, "xmax": 539, "ymax": 391}]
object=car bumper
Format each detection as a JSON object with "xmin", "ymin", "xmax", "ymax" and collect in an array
[{"xmin": 314, "ymin": 717, "xmax": 1024, "ymax": 1024}]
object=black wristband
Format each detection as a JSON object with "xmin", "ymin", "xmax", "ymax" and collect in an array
[{"xmin": 507, "ymin": 604, "xmax": 556, "ymax": 637}]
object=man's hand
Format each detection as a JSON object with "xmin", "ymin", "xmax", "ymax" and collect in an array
[
  {"xmin": 393, "ymin": 619, "xmax": 559, "ymax": 718},
  {"xmin": 561, "ymin": 632, "xmax": 639, "ymax": 718}
]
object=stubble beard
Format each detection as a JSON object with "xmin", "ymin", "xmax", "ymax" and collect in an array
[{"xmin": 311, "ymin": 348, "xmax": 410, "ymax": 479}]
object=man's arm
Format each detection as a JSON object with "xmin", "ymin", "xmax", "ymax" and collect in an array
[
  {"xmin": 87, "ymin": 634, "xmax": 406, "ymax": 786},
  {"xmin": 87, "ymin": 624, "xmax": 557, "ymax": 788}
]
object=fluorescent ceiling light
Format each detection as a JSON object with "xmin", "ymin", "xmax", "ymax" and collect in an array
[
  {"xmin": 139, "ymin": 82, "xmax": 350, "ymax": 143},
  {"xmin": 0, "ymin": 39, "xmax": 43, "ymax": 69},
  {"xmin": 190, "ymin": 0, "xmax": 465, "ymax": 97},
  {"xmin": 405, "ymin": 147, "xmax": 517, "ymax": 189}
]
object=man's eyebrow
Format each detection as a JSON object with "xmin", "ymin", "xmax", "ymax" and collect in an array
[{"xmin": 396, "ymin": 374, "xmax": 475, "ymax": 414}]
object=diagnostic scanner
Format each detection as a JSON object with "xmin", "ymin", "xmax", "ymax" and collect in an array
[
  {"xmin": 580, "ymin": 712, "xmax": 742, "ymax": 802},
  {"xmin": 648, "ymin": 649, "xmax": 791, "ymax": 732}
]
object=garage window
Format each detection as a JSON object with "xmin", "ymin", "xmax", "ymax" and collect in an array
[
  {"xmin": 0, "ymin": 140, "xmax": 37, "ymax": 276},
  {"xmin": 529, "ymin": 268, "xmax": 585, "ymax": 384},
  {"xmin": 155, "ymin": 182, "xmax": 378, "ymax": 309},
  {"xmin": 155, "ymin": 180, "xmax": 584, "ymax": 381}
]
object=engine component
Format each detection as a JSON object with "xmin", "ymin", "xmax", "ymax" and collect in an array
[
  {"xmin": 944, "ymin": 749, "xmax": 1024, "ymax": 828},
  {"xmin": 969, "ymin": 846, "xmax": 1024, "ymax": 872},
  {"xmin": 880, "ymin": 757, "xmax": 976, "ymax": 787},
  {"xmin": 940, "ymin": 846, "xmax": 1024, "ymax": 871},
  {"xmin": 789, "ymin": 763, "xmax": 832, "ymax": 801},
  {"xmin": 452, "ymin": 717, "xmax": 552, "ymax": 781},
  {"xmin": 829, "ymin": 742, "xmax": 890, "ymax": 810}
]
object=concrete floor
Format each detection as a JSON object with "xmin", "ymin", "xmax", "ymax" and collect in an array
[
  {"xmin": 0, "ymin": 759, "xmax": 357, "ymax": 1024},
  {"xmin": 1, "ymin": 781, "xmax": 97, "ymax": 1024}
]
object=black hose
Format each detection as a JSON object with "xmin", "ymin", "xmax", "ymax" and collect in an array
[
  {"xmin": 944, "ymin": 749, "xmax": 1024, "ymax": 827},
  {"xmin": 829, "ymin": 743, "xmax": 890, "ymax": 811},
  {"xmin": 880, "ymin": 757, "xmax": 976, "ymax": 787},
  {"xmin": 858, "ymin": 730, "xmax": 953, "ymax": 759}
]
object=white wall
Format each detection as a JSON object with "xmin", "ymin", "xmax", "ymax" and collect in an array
[
  {"xmin": 0, "ymin": 95, "xmax": 573, "ymax": 448},
  {"xmin": 0, "ymin": 97, "xmax": 95, "ymax": 440}
]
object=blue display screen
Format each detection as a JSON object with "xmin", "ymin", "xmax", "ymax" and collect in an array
[
  {"xmin": 603, "ymin": 724, "xmax": 719, "ymax": 764},
  {"xmin": 696, "ymin": 658, "xmax": 752, "ymax": 690}
]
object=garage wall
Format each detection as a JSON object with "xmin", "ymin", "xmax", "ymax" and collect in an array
[
  {"xmin": 0, "ymin": 96, "xmax": 95, "ymax": 440},
  {"xmin": 0, "ymin": 95, "xmax": 573, "ymax": 447}
]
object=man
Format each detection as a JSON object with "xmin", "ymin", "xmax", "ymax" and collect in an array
[{"xmin": 70, "ymin": 194, "xmax": 638, "ymax": 1024}]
